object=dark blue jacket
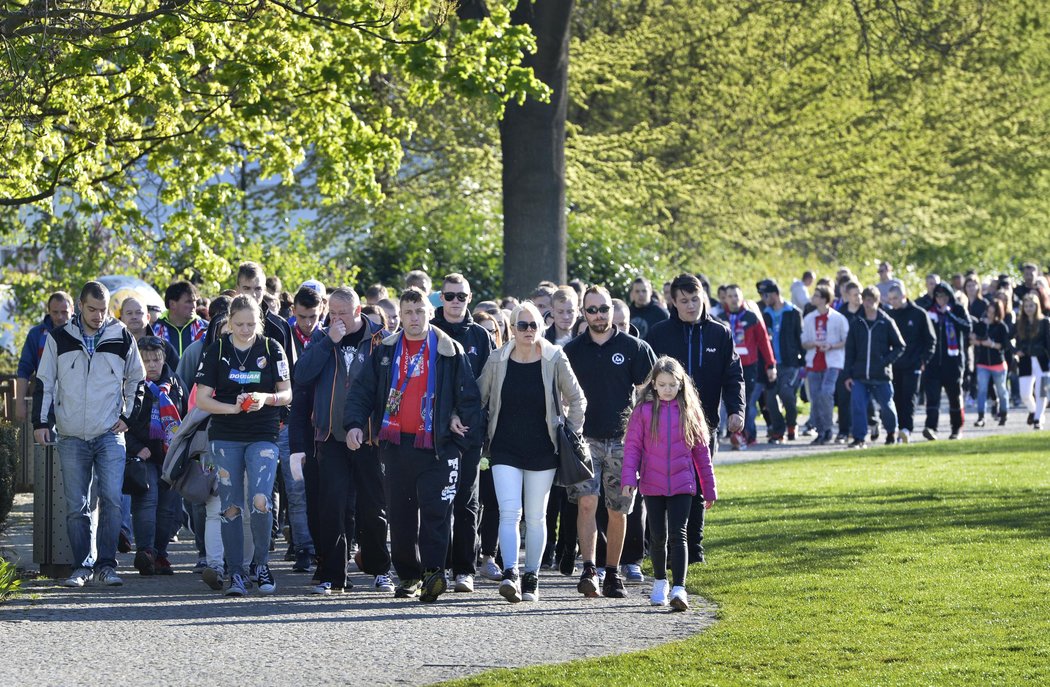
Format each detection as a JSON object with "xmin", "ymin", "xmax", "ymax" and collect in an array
[
  {"xmin": 431, "ymin": 307, "xmax": 494, "ymax": 379},
  {"xmin": 17, "ymin": 314, "xmax": 56, "ymax": 379},
  {"xmin": 344, "ymin": 327, "xmax": 483, "ymax": 459},
  {"xmin": 646, "ymin": 313, "xmax": 745, "ymax": 430},
  {"xmin": 844, "ymin": 310, "xmax": 906, "ymax": 382}
]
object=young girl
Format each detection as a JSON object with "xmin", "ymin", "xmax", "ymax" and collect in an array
[{"xmin": 621, "ymin": 356, "xmax": 717, "ymax": 611}]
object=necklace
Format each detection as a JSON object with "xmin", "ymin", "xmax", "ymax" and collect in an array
[{"xmin": 232, "ymin": 337, "xmax": 254, "ymax": 371}]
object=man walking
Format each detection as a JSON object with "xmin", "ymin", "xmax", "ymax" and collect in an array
[
  {"xmin": 887, "ymin": 285, "xmax": 936, "ymax": 443},
  {"xmin": 758, "ymin": 279, "xmax": 804, "ymax": 442},
  {"xmin": 16, "ymin": 291, "xmax": 72, "ymax": 422},
  {"xmin": 430, "ymin": 273, "xmax": 494, "ymax": 593},
  {"xmin": 800, "ymin": 285, "xmax": 849, "ymax": 445},
  {"xmin": 345, "ymin": 287, "xmax": 482, "ymax": 602},
  {"xmin": 564, "ymin": 286, "xmax": 656, "ymax": 598},
  {"xmin": 33, "ymin": 281, "xmax": 144, "ymax": 587},
  {"xmin": 647, "ymin": 273, "xmax": 744, "ymax": 563},
  {"xmin": 843, "ymin": 287, "xmax": 905, "ymax": 448},
  {"xmin": 152, "ymin": 280, "xmax": 208, "ymax": 364}
]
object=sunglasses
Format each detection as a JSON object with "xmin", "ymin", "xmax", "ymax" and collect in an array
[
  {"xmin": 442, "ymin": 292, "xmax": 469, "ymax": 302},
  {"xmin": 584, "ymin": 305, "xmax": 611, "ymax": 315},
  {"xmin": 515, "ymin": 321, "xmax": 539, "ymax": 332}
]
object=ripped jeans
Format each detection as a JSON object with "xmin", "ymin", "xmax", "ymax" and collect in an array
[{"xmin": 211, "ymin": 440, "xmax": 279, "ymax": 577}]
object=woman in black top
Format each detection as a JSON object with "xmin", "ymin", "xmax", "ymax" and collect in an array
[
  {"xmin": 477, "ymin": 302, "xmax": 586, "ymax": 603},
  {"xmin": 195, "ymin": 295, "xmax": 291, "ymax": 596},
  {"xmin": 971, "ymin": 300, "xmax": 1011, "ymax": 427},
  {"xmin": 1015, "ymin": 294, "xmax": 1050, "ymax": 429}
]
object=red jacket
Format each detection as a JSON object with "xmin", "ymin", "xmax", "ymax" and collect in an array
[{"xmin": 723, "ymin": 308, "xmax": 775, "ymax": 370}]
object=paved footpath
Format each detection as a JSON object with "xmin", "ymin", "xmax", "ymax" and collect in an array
[{"xmin": 0, "ymin": 406, "xmax": 1035, "ymax": 685}]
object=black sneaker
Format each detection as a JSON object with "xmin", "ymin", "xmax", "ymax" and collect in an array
[
  {"xmin": 134, "ymin": 548, "xmax": 155, "ymax": 576},
  {"xmin": 394, "ymin": 579, "xmax": 421, "ymax": 598},
  {"xmin": 884, "ymin": 432, "xmax": 896, "ymax": 445},
  {"xmin": 922, "ymin": 427, "xmax": 938, "ymax": 441},
  {"xmin": 999, "ymin": 413, "xmax": 1008, "ymax": 426},
  {"xmin": 284, "ymin": 544, "xmax": 296, "ymax": 562},
  {"xmin": 602, "ymin": 569, "xmax": 627, "ymax": 598},
  {"xmin": 118, "ymin": 530, "xmax": 133, "ymax": 554},
  {"xmin": 869, "ymin": 423, "xmax": 880, "ymax": 441},
  {"xmin": 256, "ymin": 564, "xmax": 276, "ymax": 594},
  {"xmin": 521, "ymin": 572, "xmax": 539, "ymax": 601},
  {"xmin": 974, "ymin": 415, "xmax": 985, "ymax": 428},
  {"xmin": 848, "ymin": 439, "xmax": 868, "ymax": 449},
  {"xmin": 559, "ymin": 550, "xmax": 576, "ymax": 577},
  {"xmin": 499, "ymin": 568, "xmax": 522, "ymax": 603},
  {"xmin": 948, "ymin": 431, "xmax": 960, "ymax": 440},
  {"xmin": 293, "ymin": 549, "xmax": 313, "ymax": 573},
  {"xmin": 419, "ymin": 568, "xmax": 447, "ymax": 603},
  {"xmin": 1027, "ymin": 412, "xmax": 1036, "ymax": 426},
  {"xmin": 577, "ymin": 567, "xmax": 600, "ymax": 598}
]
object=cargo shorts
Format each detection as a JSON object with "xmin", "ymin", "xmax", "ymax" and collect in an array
[{"xmin": 565, "ymin": 437, "xmax": 636, "ymax": 514}]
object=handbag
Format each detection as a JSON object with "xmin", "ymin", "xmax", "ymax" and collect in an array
[
  {"xmin": 122, "ymin": 457, "xmax": 150, "ymax": 496},
  {"xmin": 172, "ymin": 458, "xmax": 218, "ymax": 505},
  {"xmin": 551, "ymin": 371, "xmax": 594, "ymax": 487}
]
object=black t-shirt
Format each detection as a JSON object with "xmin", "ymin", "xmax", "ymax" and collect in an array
[
  {"xmin": 490, "ymin": 360, "xmax": 557, "ymax": 471},
  {"xmin": 196, "ymin": 334, "xmax": 290, "ymax": 442},
  {"xmin": 338, "ymin": 326, "xmax": 367, "ymax": 376},
  {"xmin": 564, "ymin": 328, "xmax": 656, "ymax": 439}
]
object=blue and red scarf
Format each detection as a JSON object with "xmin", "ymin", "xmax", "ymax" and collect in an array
[
  {"xmin": 378, "ymin": 330, "xmax": 438, "ymax": 449},
  {"xmin": 147, "ymin": 381, "xmax": 182, "ymax": 453}
]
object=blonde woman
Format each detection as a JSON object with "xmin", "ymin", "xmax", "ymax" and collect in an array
[
  {"xmin": 1015, "ymin": 294, "xmax": 1050, "ymax": 429},
  {"xmin": 195, "ymin": 295, "xmax": 292, "ymax": 596},
  {"xmin": 478, "ymin": 302, "xmax": 586, "ymax": 602}
]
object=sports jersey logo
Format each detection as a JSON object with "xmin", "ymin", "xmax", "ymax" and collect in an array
[
  {"xmin": 256, "ymin": 356, "xmax": 268, "ymax": 369},
  {"xmin": 611, "ymin": 353, "xmax": 625, "ymax": 365}
]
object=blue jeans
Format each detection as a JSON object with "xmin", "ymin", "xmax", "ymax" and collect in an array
[
  {"xmin": 765, "ymin": 366, "xmax": 801, "ymax": 435},
  {"xmin": 212, "ymin": 440, "xmax": 279, "ymax": 576},
  {"xmin": 130, "ymin": 461, "xmax": 182, "ymax": 557},
  {"xmin": 976, "ymin": 367, "xmax": 1008, "ymax": 416},
  {"xmin": 805, "ymin": 368, "xmax": 840, "ymax": 438},
  {"xmin": 850, "ymin": 380, "xmax": 897, "ymax": 441},
  {"xmin": 276, "ymin": 426, "xmax": 314, "ymax": 554},
  {"xmin": 57, "ymin": 432, "xmax": 125, "ymax": 571}
]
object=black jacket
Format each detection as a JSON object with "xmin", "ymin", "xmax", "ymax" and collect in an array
[
  {"xmin": 290, "ymin": 317, "xmax": 388, "ymax": 452},
  {"xmin": 646, "ymin": 313, "xmax": 745, "ymax": 430},
  {"xmin": 761, "ymin": 304, "xmax": 804, "ymax": 368},
  {"xmin": 925, "ymin": 302, "xmax": 973, "ymax": 374},
  {"xmin": 344, "ymin": 327, "xmax": 483, "ymax": 459},
  {"xmin": 844, "ymin": 310, "xmax": 906, "ymax": 382},
  {"xmin": 888, "ymin": 301, "xmax": 936, "ymax": 371},
  {"xmin": 1015, "ymin": 317, "xmax": 1050, "ymax": 376},
  {"xmin": 972, "ymin": 321, "xmax": 1012, "ymax": 368},
  {"xmin": 126, "ymin": 365, "xmax": 188, "ymax": 465},
  {"xmin": 431, "ymin": 307, "xmax": 494, "ymax": 380}
]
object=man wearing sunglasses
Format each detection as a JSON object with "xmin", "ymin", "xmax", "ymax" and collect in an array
[
  {"xmin": 564, "ymin": 286, "xmax": 656, "ymax": 599},
  {"xmin": 431, "ymin": 273, "xmax": 495, "ymax": 593}
]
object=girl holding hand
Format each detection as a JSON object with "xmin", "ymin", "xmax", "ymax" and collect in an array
[{"xmin": 621, "ymin": 356, "xmax": 716, "ymax": 611}]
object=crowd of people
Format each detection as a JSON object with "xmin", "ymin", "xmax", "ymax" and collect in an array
[{"xmin": 14, "ymin": 259, "xmax": 1049, "ymax": 611}]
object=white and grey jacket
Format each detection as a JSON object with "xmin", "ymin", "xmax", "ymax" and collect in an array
[{"xmin": 32, "ymin": 316, "xmax": 145, "ymax": 441}]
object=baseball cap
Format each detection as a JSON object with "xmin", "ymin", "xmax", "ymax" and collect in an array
[
  {"xmin": 756, "ymin": 279, "xmax": 780, "ymax": 295},
  {"xmin": 299, "ymin": 279, "xmax": 326, "ymax": 296}
]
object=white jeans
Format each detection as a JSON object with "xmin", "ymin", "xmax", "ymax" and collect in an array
[
  {"xmin": 491, "ymin": 465, "xmax": 556, "ymax": 574},
  {"xmin": 1021, "ymin": 357, "xmax": 1047, "ymax": 417}
]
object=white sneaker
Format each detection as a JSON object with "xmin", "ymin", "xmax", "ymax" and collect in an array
[
  {"xmin": 454, "ymin": 573, "xmax": 474, "ymax": 592},
  {"xmin": 93, "ymin": 566, "xmax": 124, "ymax": 587},
  {"xmin": 899, "ymin": 428, "xmax": 910, "ymax": 444},
  {"xmin": 479, "ymin": 556, "xmax": 502, "ymax": 581},
  {"xmin": 311, "ymin": 582, "xmax": 333, "ymax": 596},
  {"xmin": 670, "ymin": 585, "xmax": 689, "ymax": 611},
  {"xmin": 373, "ymin": 574, "xmax": 395, "ymax": 593},
  {"xmin": 650, "ymin": 579, "xmax": 670, "ymax": 606},
  {"xmin": 62, "ymin": 567, "xmax": 92, "ymax": 588}
]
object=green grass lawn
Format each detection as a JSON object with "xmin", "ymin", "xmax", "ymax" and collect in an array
[{"xmin": 448, "ymin": 434, "xmax": 1050, "ymax": 686}]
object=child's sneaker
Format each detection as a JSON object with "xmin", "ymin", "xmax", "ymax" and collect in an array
[{"xmin": 650, "ymin": 578, "xmax": 670, "ymax": 606}]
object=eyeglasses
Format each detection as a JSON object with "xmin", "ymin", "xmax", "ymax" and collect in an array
[
  {"xmin": 584, "ymin": 305, "xmax": 611, "ymax": 315},
  {"xmin": 515, "ymin": 321, "xmax": 539, "ymax": 332},
  {"xmin": 442, "ymin": 292, "xmax": 469, "ymax": 302}
]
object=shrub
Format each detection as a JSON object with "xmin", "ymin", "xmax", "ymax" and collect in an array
[
  {"xmin": 0, "ymin": 421, "xmax": 17, "ymax": 529},
  {"xmin": 0, "ymin": 557, "xmax": 21, "ymax": 601}
]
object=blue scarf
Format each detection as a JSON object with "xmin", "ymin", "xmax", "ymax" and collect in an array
[
  {"xmin": 146, "ymin": 381, "xmax": 182, "ymax": 452},
  {"xmin": 378, "ymin": 329, "xmax": 438, "ymax": 449}
]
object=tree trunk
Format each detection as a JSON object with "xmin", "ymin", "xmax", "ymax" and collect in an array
[{"xmin": 500, "ymin": 0, "xmax": 574, "ymax": 297}]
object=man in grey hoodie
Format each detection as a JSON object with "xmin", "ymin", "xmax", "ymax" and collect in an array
[{"xmin": 33, "ymin": 281, "xmax": 144, "ymax": 588}]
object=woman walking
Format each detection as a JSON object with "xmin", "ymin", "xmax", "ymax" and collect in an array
[
  {"xmin": 195, "ymin": 295, "xmax": 292, "ymax": 596},
  {"xmin": 971, "ymin": 300, "xmax": 1012, "ymax": 427},
  {"xmin": 1015, "ymin": 294, "xmax": 1050, "ymax": 429},
  {"xmin": 477, "ymin": 302, "xmax": 586, "ymax": 602}
]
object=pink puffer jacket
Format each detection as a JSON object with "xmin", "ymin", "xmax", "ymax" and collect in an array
[{"xmin": 621, "ymin": 400, "xmax": 717, "ymax": 500}]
